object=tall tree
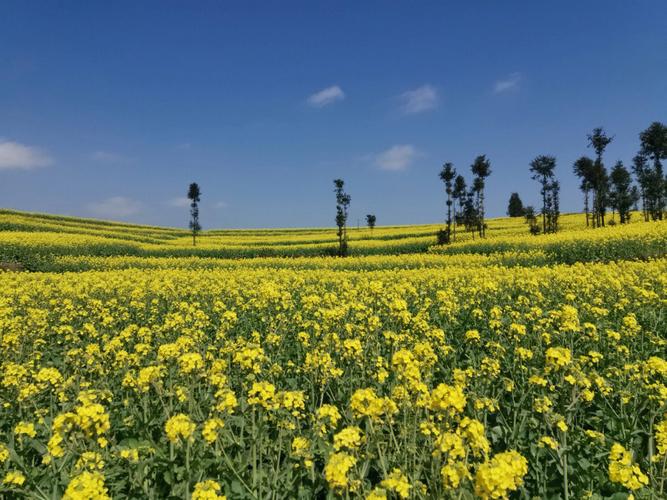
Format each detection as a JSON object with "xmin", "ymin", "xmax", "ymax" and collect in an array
[
  {"xmin": 333, "ymin": 179, "xmax": 351, "ymax": 257},
  {"xmin": 471, "ymin": 177, "xmax": 484, "ymax": 237},
  {"xmin": 547, "ymin": 179, "xmax": 560, "ymax": 233},
  {"xmin": 609, "ymin": 161, "xmax": 637, "ymax": 224},
  {"xmin": 462, "ymin": 188, "xmax": 479, "ymax": 240},
  {"xmin": 507, "ymin": 192, "xmax": 525, "ymax": 217},
  {"xmin": 529, "ymin": 155, "xmax": 557, "ymax": 233},
  {"xmin": 470, "ymin": 155, "xmax": 491, "ymax": 238},
  {"xmin": 639, "ymin": 121, "xmax": 667, "ymax": 219},
  {"xmin": 366, "ymin": 214, "xmax": 376, "ymax": 233},
  {"xmin": 592, "ymin": 162, "xmax": 610, "ymax": 228},
  {"xmin": 187, "ymin": 182, "xmax": 201, "ymax": 246},
  {"xmin": 587, "ymin": 127, "xmax": 613, "ymax": 227},
  {"xmin": 573, "ymin": 156, "xmax": 595, "ymax": 227},
  {"xmin": 631, "ymin": 186, "xmax": 640, "ymax": 212},
  {"xmin": 439, "ymin": 162, "xmax": 456, "ymax": 242},
  {"xmin": 632, "ymin": 153, "xmax": 650, "ymax": 221},
  {"xmin": 452, "ymin": 174, "xmax": 467, "ymax": 228}
]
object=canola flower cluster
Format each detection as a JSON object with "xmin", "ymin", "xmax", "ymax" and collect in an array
[{"xmin": 0, "ymin": 212, "xmax": 666, "ymax": 498}]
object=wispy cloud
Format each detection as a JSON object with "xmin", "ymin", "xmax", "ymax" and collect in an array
[
  {"xmin": 213, "ymin": 201, "xmax": 228, "ymax": 209},
  {"xmin": 0, "ymin": 139, "xmax": 53, "ymax": 170},
  {"xmin": 375, "ymin": 144, "xmax": 418, "ymax": 171},
  {"xmin": 91, "ymin": 150, "xmax": 131, "ymax": 163},
  {"xmin": 399, "ymin": 84, "xmax": 438, "ymax": 114},
  {"xmin": 168, "ymin": 197, "xmax": 191, "ymax": 208},
  {"xmin": 493, "ymin": 72, "xmax": 521, "ymax": 94},
  {"xmin": 88, "ymin": 196, "xmax": 141, "ymax": 218},
  {"xmin": 307, "ymin": 85, "xmax": 345, "ymax": 108}
]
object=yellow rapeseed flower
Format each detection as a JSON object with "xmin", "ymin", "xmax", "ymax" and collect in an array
[
  {"xmin": 380, "ymin": 468, "xmax": 411, "ymax": 499},
  {"xmin": 474, "ymin": 450, "xmax": 528, "ymax": 500},
  {"xmin": 63, "ymin": 471, "xmax": 110, "ymax": 500},
  {"xmin": 192, "ymin": 480, "xmax": 226, "ymax": 500},
  {"xmin": 165, "ymin": 414, "xmax": 196, "ymax": 444},
  {"xmin": 324, "ymin": 452, "xmax": 357, "ymax": 491},
  {"xmin": 3, "ymin": 470, "xmax": 26, "ymax": 487}
]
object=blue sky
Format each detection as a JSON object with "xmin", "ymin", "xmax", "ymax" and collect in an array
[{"xmin": 1, "ymin": 1, "xmax": 666, "ymax": 228}]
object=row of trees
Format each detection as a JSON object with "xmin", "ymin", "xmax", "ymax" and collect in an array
[
  {"xmin": 570, "ymin": 123, "xmax": 665, "ymax": 227},
  {"xmin": 634, "ymin": 123, "xmax": 666, "ymax": 221},
  {"xmin": 185, "ymin": 121, "xmax": 665, "ymax": 250},
  {"xmin": 337, "ymin": 152, "xmax": 496, "ymax": 255},
  {"xmin": 498, "ymin": 121, "xmax": 667, "ymax": 237},
  {"xmin": 438, "ymin": 155, "xmax": 493, "ymax": 243},
  {"xmin": 529, "ymin": 155, "xmax": 561, "ymax": 234},
  {"xmin": 572, "ymin": 123, "xmax": 666, "ymax": 225},
  {"xmin": 438, "ymin": 153, "xmax": 561, "ymax": 242}
]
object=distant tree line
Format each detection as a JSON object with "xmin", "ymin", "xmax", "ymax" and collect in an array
[
  {"xmin": 180, "ymin": 121, "xmax": 665, "ymax": 253},
  {"xmin": 439, "ymin": 121, "xmax": 665, "ymax": 243},
  {"xmin": 437, "ymin": 155, "xmax": 492, "ymax": 243},
  {"xmin": 571, "ymin": 122, "xmax": 665, "ymax": 227}
]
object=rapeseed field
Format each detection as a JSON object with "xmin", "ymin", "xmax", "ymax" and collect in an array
[{"xmin": 1, "ymin": 210, "xmax": 666, "ymax": 498}]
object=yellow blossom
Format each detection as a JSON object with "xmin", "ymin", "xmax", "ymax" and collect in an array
[
  {"xmin": 608, "ymin": 443, "xmax": 649, "ymax": 490},
  {"xmin": 165, "ymin": 414, "xmax": 196, "ymax": 444},
  {"xmin": 247, "ymin": 381, "xmax": 278, "ymax": 410},
  {"xmin": 441, "ymin": 462, "xmax": 470, "ymax": 489},
  {"xmin": 539, "ymin": 436, "xmax": 558, "ymax": 450},
  {"xmin": 3, "ymin": 470, "xmax": 26, "ymax": 487},
  {"xmin": 14, "ymin": 421, "xmax": 36, "ymax": 439},
  {"xmin": 429, "ymin": 383, "xmax": 466, "ymax": 415},
  {"xmin": 474, "ymin": 450, "xmax": 528, "ymax": 500},
  {"xmin": 192, "ymin": 480, "xmax": 226, "ymax": 500},
  {"xmin": 380, "ymin": 468, "xmax": 411, "ymax": 499},
  {"xmin": 324, "ymin": 452, "xmax": 357, "ymax": 491},
  {"xmin": 350, "ymin": 388, "xmax": 397, "ymax": 422},
  {"xmin": 202, "ymin": 417, "xmax": 224, "ymax": 444},
  {"xmin": 545, "ymin": 347, "xmax": 572, "ymax": 371},
  {"xmin": 63, "ymin": 471, "xmax": 110, "ymax": 500},
  {"xmin": 333, "ymin": 426, "xmax": 364, "ymax": 451}
]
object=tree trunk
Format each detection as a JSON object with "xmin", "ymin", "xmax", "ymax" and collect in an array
[
  {"xmin": 542, "ymin": 184, "xmax": 547, "ymax": 234},
  {"xmin": 480, "ymin": 190, "xmax": 485, "ymax": 238},
  {"xmin": 642, "ymin": 191, "xmax": 648, "ymax": 222},
  {"xmin": 446, "ymin": 194, "xmax": 451, "ymax": 234}
]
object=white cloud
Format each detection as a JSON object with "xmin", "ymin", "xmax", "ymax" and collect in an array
[
  {"xmin": 168, "ymin": 197, "xmax": 191, "ymax": 208},
  {"xmin": 91, "ymin": 150, "xmax": 131, "ymax": 163},
  {"xmin": 375, "ymin": 144, "xmax": 418, "ymax": 171},
  {"xmin": 213, "ymin": 201, "xmax": 228, "ymax": 209},
  {"xmin": 0, "ymin": 140, "xmax": 53, "ymax": 170},
  {"xmin": 494, "ymin": 72, "xmax": 521, "ymax": 93},
  {"xmin": 88, "ymin": 196, "xmax": 141, "ymax": 218},
  {"xmin": 307, "ymin": 85, "xmax": 345, "ymax": 108},
  {"xmin": 399, "ymin": 84, "xmax": 438, "ymax": 114}
]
